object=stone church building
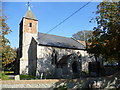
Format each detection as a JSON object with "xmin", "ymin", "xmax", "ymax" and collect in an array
[{"xmin": 18, "ymin": 4, "xmax": 90, "ymax": 79}]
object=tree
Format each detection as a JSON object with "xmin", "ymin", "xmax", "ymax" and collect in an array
[
  {"xmin": 0, "ymin": 15, "xmax": 16, "ymax": 70},
  {"xmin": 72, "ymin": 30, "xmax": 93, "ymax": 41},
  {"xmin": 87, "ymin": 0, "xmax": 120, "ymax": 64}
]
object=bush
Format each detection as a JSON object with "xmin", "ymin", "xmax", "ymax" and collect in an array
[
  {"xmin": 0, "ymin": 72, "xmax": 9, "ymax": 80},
  {"xmin": 20, "ymin": 75, "xmax": 38, "ymax": 80},
  {"xmin": 57, "ymin": 84, "xmax": 67, "ymax": 90}
]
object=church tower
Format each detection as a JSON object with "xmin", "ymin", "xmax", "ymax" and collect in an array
[{"xmin": 19, "ymin": 2, "xmax": 38, "ymax": 74}]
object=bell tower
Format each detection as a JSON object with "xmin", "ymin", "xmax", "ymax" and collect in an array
[
  {"xmin": 23, "ymin": 2, "xmax": 38, "ymax": 34},
  {"xmin": 19, "ymin": 2, "xmax": 38, "ymax": 74}
]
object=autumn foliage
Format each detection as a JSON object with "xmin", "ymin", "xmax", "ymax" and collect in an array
[
  {"xmin": 0, "ymin": 15, "xmax": 16, "ymax": 70},
  {"xmin": 87, "ymin": 1, "xmax": 120, "ymax": 62}
]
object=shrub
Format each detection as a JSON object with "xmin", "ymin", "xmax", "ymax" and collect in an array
[
  {"xmin": 0, "ymin": 72, "xmax": 9, "ymax": 80},
  {"xmin": 57, "ymin": 84, "xmax": 67, "ymax": 90}
]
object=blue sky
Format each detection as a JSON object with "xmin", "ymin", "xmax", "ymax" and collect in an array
[{"xmin": 3, "ymin": 2, "xmax": 100, "ymax": 48}]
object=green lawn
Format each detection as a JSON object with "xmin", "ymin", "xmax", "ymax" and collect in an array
[
  {"xmin": 0, "ymin": 71, "xmax": 14, "ymax": 80},
  {"xmin": 20, "ymin": 75, "xmax": 38, "ymax": 80},
  {"xmin": 0, "ymin": 72, "xmax": 9, "ymax": 80}
]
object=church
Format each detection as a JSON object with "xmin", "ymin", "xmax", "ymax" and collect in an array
[{"xmin": 18, "ymin": 3, "xmax": 90, "ymax": 79}]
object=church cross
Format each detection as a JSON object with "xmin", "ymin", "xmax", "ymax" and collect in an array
[{"xmin": 28, "ymin": 1, "xmax": 31, "ymax": 10}]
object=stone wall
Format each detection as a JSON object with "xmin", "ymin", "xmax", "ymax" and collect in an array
[
  {"xmin": 1, "ymin": 74, "xmax": 120, "ymax": 89},
  {"xmin": 36, "ymin": 45, "xmax": 90, "ymax": 78},
  {"xmin": 28, "ymin": 38, "xmax": 37, "ymax": 76},
  {"xmin": 19, "ymin": 16, "xmax": 38, "ymax": 75},
  {"xmin": 19, "ymin": 33, "xmax": 37, "ymax": 75}
]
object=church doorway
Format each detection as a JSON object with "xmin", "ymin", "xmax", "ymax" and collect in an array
[
  {"xmin": 72, "ymin": 61, "xmax": 78, "ymax": 73},
  {"xmin": 72, "ymin": 61, "xmax": 80, "ymax": 78}
]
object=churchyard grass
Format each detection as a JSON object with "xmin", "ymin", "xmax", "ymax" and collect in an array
[
  {"xmin": 0, "ymin": 72, "xmax": 9, "ymax": 80},
  {"xmin": 20, "ymin": 75, "xmax": 38, "ymax": 80},
  {"xmin": 0, "ymin": 71, "xmax": 15, "ymax": 80}
]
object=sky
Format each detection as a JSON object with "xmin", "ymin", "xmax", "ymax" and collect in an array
[{"xmin": 3, "ymin": 2, "xmax": 100, "ymax": 48}]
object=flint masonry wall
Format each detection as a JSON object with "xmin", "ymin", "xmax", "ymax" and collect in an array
[{"xmin": 36, "ymin": 45, "xmax": 90, "ymax": 78}]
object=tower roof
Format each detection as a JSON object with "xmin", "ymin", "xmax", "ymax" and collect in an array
[{"xmin": 24, "ymin": 2, "xmax": 38, "ymax": 20}]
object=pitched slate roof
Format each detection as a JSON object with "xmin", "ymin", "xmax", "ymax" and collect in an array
[
  {"xmin": 24, "ymin": 10, "xmax": 37, "ymax": 20},
  {"xmin": 37, "ymin": 32, "xmax": 85, "ymax": 49}
]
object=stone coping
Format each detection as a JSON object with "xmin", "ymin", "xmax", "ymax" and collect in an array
[
  {"xmin": 1, "ymin": 74, "xmax": 119, "ymax": 85},
  {"xmin": 0, "ymin": 79, "xmax": 84, "ymax": 84},
  {"xmin": 0, "ymin": 80, "xmax": 60, "ymax": 84}
]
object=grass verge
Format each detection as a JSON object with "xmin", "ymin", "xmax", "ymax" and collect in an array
[{"xmin": 20, "ymin": 75, "xmax": 38, "ymax": 80}]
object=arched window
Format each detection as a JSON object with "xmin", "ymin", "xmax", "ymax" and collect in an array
[{"xmin": 51, "ymin": 49, "xmax": 57, "ymax": 64}]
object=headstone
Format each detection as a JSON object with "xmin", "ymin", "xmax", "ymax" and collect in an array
[{"xmin": 15, "ymin": 75, "xmax": 20, "ymax": 80}]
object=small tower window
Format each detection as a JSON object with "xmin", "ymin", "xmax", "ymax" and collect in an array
[{"xmin": 29, "ymin": 23, "xmax": 32, "ymax": 27}]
